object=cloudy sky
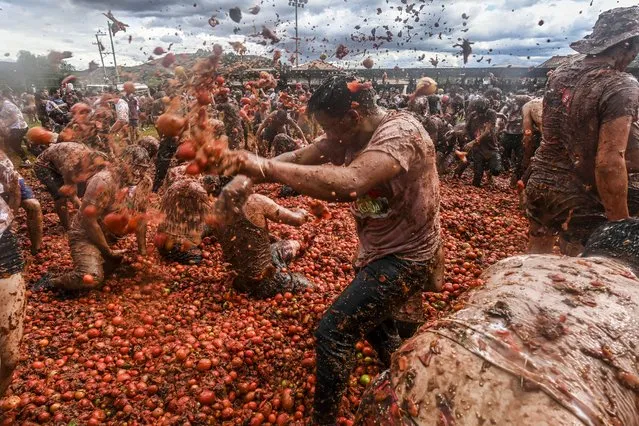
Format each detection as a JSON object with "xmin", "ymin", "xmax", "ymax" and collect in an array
[{"xmin": 0, "ymin": 0, "xmax": 636, "ymax": 70}]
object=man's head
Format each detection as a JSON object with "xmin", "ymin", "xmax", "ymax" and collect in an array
[
  {"xmin": 1, "ymin": 87, "xmax": 12, "ymax": 100},
  {"xmin": 119, "ymin": 145, "xmax": 151, "ymax": 186},
  {"xmin": 583, "ymin": 219, "xmax": 639, "ymax": 274},
  {"xmin": 571, "ymin": 6, "xmax": 639, "ymax": 70},
  {"xmin": 306, "ymin": 75, "xmax": 379, "ymax": 145}
]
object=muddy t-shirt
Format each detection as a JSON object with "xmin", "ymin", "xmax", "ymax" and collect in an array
[
  {"xmin": 530, "ymin": 58, "xmax": 639, "ymax": 189},
  {"xmin": 317, "ymin": 111, "xmax": 441, "ymax": 267},
  {"xmin": 36, "ymin": 142, "xmax": 96, "ymax": 181}
]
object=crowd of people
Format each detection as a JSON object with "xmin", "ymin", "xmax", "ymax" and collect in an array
[{"xmin": 1, "ymin": 5, "xmax": 639, "ymax": 424}]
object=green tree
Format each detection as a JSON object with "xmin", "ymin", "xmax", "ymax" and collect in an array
[{"xmin": 0, "ymin": 50, "xmax": 76, "ymax": 92}]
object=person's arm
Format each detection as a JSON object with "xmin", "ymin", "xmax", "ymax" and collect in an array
[
  {"xmin": 80, "ymin": 181, "xmax": 117, "ymax": 256},
  {"xmin": 6, "ymin": 174, "xmax": 21, "ymax": 214},
  {"xmin": 82, "ymin": 214, "xmax": 115, "ymax": 255},
  {"xmin": 287, "ymin": 118, "xmax": 308, "ymax": 145},
  {"xmin": 110, "ymin": 119, "xmax": 127, "ymax": 134},
  {"xmin": 136, "ymin": 217, "xmax": 147, "ymax": 255},
  {"xmin": 255, "ymin": 114, "xmax": 272, "ymax": 141},
  {"xmin": 521, "ymin": 104, "xmax": 535, "ymax": 172},
  {"xmin": 596, "ymin": 116, "xmax": 631, "ymax": 221},
  {"xmin": 244, "ymin": 194, "xmax": 310, "ymax": 227},
  {"xmin": 221, "ymin": 149, "xmax": 403, "ymax": 202},
  {"xmin": 496, "ymin": 105, "xmax": 508, "ymax": 130},
  {"xmin": 273, "ymin": 141, "xmax": 328, "ymax": 165}
]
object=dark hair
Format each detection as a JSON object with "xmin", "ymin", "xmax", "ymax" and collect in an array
[
  {"xmin": 306, "ymin": 74, "xmax": 377, "ymax": 118},
  {"xmin": 484, "ymin": 87, "xmax": 502, "ymax": 100},
  {"xmin": 121, "ymin": 145, "xmax": 151, "ymax": 167},
  {"xmin": 583, "ymin": 219, "xmax": 639, "ymax": 271}
]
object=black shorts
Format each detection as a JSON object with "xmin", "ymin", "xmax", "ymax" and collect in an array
[{"xmin": 34, "ymin": 164, "xmax": 64, "ymax": 200}]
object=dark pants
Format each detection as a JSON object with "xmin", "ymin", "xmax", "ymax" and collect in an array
[
  {"xmin": 158, "ymin": 244, "xmax": 202, "ymax": 265},
  {"xmin": 313, "ymin": 256, "xmax": 428, "ymax": 425},
  {"xmin": 473, "ymin": 151, "xmax": 502, "ymax": 187},
  {"xmin": 153, "ymin": 136, "xmax": 178, "ymax": 192},
  {"xmin": 502, "ymin": 133, "xmax": 524, "ymax": 179},
  {"xmin": 6, "ymin": 128, "xmax": 28, "ymax": 160},
  {"xmin": 34, "ymin": 164, "xmax": 64, "ymax": 200}
]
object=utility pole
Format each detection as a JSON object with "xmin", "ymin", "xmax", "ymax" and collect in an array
[
  {"xmin": 288, "ymin": 0, "xmax": 308, "ymax": 67},
  {"xmin": 93, "ymin": 30, "xmax": 108, "ymax": 83},
  {"xmin": 107, "ymin": 21, "xmax": 120, "ymax": 84}
]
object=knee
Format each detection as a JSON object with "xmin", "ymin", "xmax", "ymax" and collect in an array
[
  {"xmin": 22, "ymin": 199, "xmax": 41, "ymax": 215},
  {"xmin": 0, "ymin": 353, "xmax": 18, "ymax": 376},
  {"xmin": 314, "ymin": 313, "xmax": 342, "ymax": 349}
]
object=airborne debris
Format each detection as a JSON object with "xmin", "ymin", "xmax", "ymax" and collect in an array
[
  {"xmin": 229, "ymin": 7, "xmax": 242, "ymax": 23},
  {"xmin": 103, "ymin": 10, "xmax": 129, "ymax": 35},
  {"xmin": 208, "ymin": 15, "xmax": 220, "ymax": 28},
  {"xmin": 336, "ymin": 44, "xmax": 349, "ymax": 59},
  {"xmin": 453, "ymin": 38, "xmax": 474, "ymax": 64}
]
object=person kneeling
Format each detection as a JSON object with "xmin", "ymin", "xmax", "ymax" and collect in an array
[
  {"xmin": 39, "ymin": 146, "xmax": 151, "ymax": 291},
  {"xmin": 154, "ymin": 175, "xmax": 220, "ymax": 265},
  {"xmin": 210, "ymin": 176, "xmax": 314, "ymax": 299}
]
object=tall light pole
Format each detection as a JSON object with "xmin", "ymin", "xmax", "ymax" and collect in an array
[
  {"xmin": 288, "ymin": 0, "xmax": 308, "ymax": 67},
  {"xmin": 93, "ymin": 30, "xmax": 109, "ymax": 83},
  {"xmin": 107, "ymin": 21, "xmax": 120, "ymax": 84}
]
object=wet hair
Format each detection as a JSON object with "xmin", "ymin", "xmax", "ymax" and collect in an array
[
  {"xmin": 121, "ymin": 145, "xmax": 151, "ymax": 168},
  {"xmin": 201, "ymin": 175, "xmax": 232, "ymax": 197},
  {"xmin": 483, "ymin": 87, "xmax": 502, "ymax": 100},
  {"xmin": 583, "ymin": 219, "xmax": 639, "ymax": 271},
  {"xmin": 306, "ymin": 74, "xmax": 377, "ymax": 118}
]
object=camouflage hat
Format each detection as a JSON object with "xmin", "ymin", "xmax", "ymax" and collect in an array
[{"xmin": 571, "ymin": 6, "xmax": 639, "ymax": 55}]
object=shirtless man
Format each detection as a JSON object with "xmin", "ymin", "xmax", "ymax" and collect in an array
[
  {"xmin": 215, "ymin": 92, "xmax": 245, "ymax": 151},
  {"xmin": 41, "ymin": 146, "xmax": 151, "ymax": 291},
  {"xmin": 0, "ymin": 150, "xmax": 42, "ymax": 254},
  {"xmin": 255, "ymin": 109, "xmax": 307, "ymax": 157},
  {"xmin": 525, "ymin": 6, "xmax": 639, "ymax": 255},
  {"xmin": 209, "ymin": 176, "xmax": 313, "ymax": 298},
  {"xmin": 499, "ymin": 94, "xmax": 531, "ymax": 184},
  {"xmin": 0, "ymin": 197, "xmax": 26, "ymax": 397},
  {"xmin": 155, "ymin": 174, "xmax": 218, "ymax": 265},
  {"xmin": 356, "ymin": 218, "xmax": 639, "ymax": 425},
  {"xmin": 454, "ymin": 97, "xmax": 502, "ymax": 186},
  {"xmin": 219, "ymin": 75, "xmax": 443, "ymax": 425},
  {"xmin": 34, "ymin": 142, "xmax": 108, "ymax": 229},
  {"xmin": 521, "ymin": 97, "xmax": 543, "ymax": 173}
]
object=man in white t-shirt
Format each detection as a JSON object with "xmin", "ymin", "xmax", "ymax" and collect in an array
[{"xmin": 0, "ymin": 89, "xmax": 29, "ymax": 162}]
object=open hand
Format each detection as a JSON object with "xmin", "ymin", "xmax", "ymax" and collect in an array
[{"xmin": 218, "ymin": 150, "xmax": 271, "ymax": 181}]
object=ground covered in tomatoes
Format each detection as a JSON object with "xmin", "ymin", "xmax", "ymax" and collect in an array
[{"xmin": 0, "ymin": 171, "xmax": 528, "ymax": 425}]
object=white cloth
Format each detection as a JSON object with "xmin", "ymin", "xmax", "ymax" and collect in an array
[
  {"xmin": 0, "ymin": 100, "xmax": 27, "ymax": 130},
  {"xmin": 115, "ymin": 98, "xmax": 130, "ymax": 122}
]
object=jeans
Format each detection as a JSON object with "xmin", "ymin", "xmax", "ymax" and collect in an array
[
  {"xmin": 473, "ymin": 151, "xmax": 502, "ymax": 187},
  {"xmin": 313, "ymin": 255, "xmax": 430, "ymax": 425}
]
